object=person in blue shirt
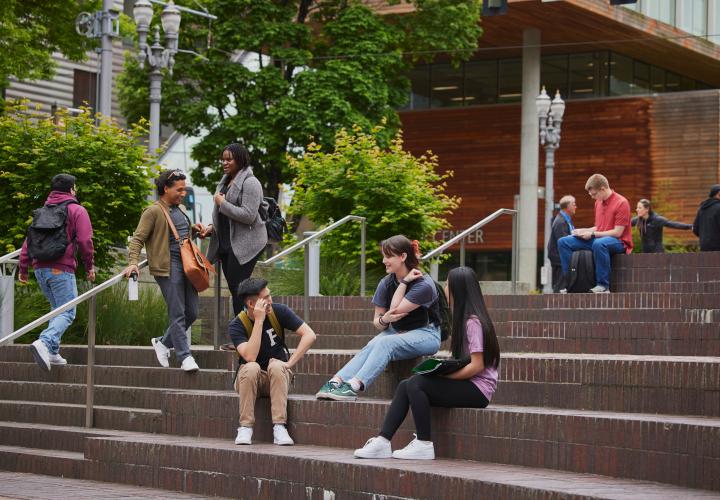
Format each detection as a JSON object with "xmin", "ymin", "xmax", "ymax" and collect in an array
[
  {"xmin": 315, "ymin": 235, "xmax": 441, "ymax": 401},
  {"xmin": 547, "ymin": 195, "xmax": 576, "ymax": 293}
]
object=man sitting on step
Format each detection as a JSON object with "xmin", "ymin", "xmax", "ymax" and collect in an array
[
  {"xmin": 558, "ymin": 173, "xmax": 633, "ymax": 294},
  {"xmin": 229, "ymin": 278, "xmax": 316, "ymax": 446}
]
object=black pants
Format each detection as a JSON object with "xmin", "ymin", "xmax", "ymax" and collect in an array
[
  {"xmin": 551, "ymin": 264, "xmax": 564, "ymax": 293},
  {"xmin": 380, "ymin": 374, "xmax": 489, "ymax": 442},
  {"xmin": 220, "ymin": 250, "xmax": 262, "ymax": 316}
]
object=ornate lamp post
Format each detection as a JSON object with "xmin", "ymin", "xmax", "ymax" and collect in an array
[
  {"xmin": 537, "ymin": 86, "xmax": 565, "ymax": 294},
  {"xmin": 133, "ymin": 0, "xmax": 181, "ymax": 154}
]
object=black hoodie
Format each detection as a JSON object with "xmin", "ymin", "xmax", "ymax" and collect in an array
[{"xmin": 693, "ymin": 198, "xmax": 720, "ymax": 251}]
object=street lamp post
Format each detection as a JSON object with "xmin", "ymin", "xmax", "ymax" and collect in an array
[
  {"xmin": 133, "ymin": 0, "xmax": 181, "ymax": 154},
  {"xmin": 536, "ymin": 86, "xmax": 565, "ymax": 294}
]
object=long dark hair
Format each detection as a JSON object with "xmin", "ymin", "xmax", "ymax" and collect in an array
[
  {"xmin": 380, "ymin": 235, "xmax": 420, "ymax": 270},
  {"xmin": 223, "ymin": 143, "xmax": 250, "ymax": 171},
  {"xmin": 638, "ymin": 198, "xmax": 654, "ymax": 216},
  {"xmin": 447, "ymin": 267, "xmax": 500, "ymax": 369}
]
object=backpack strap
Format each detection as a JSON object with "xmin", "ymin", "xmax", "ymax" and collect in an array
[{"xmin": 237, "ymin": 306, "xmax": 286, "ymax": 351}]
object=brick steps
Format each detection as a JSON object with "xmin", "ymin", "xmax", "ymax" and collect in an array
[
  {"xmin": 0, "ymin": 445, "xmax": 87, "ymax": 479},
  {"xmin": 0, "ymin": 422, "xmax": 141, "ymax": 453},
  {"xmin": 0, "ymin": 400, "xmax": 162, "ymax": 432},
  {"xmin": 81, "ymin": 433, "xmax": 720, "ymax": 499},
  {"xmin": 159, "ymin": 392, "xmax": 720, "ymax": 490}
]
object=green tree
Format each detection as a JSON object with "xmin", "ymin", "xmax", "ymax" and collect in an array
[
  {"xmin": 288, "ymin": 125, "xmax": 458, "ymax": 265},
  {"xmin": 0, "ymin": 102, "xmax": 153, "ymax": 272},
  {"xmin": 118, "ymin": 0, "xmax": 482, "ymax": 197},
  {"xmin": 0, "ymin": 1, "xmax": 99, "ymax": 101}
]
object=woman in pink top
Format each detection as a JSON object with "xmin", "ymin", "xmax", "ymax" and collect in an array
[{"xmin": 354, "ymin": 266, "xmax": 500, "ymax": 460}]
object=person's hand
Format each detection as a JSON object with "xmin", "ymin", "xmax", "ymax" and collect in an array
[
  {"xmin": 201, "ymin": 225, "xmax": 214, "ymax": 238},
  {"xmin": 254, "ymin": 297, "xmax": 269, "ymax": 321},
  {"xmin": 403, "ymin": 268, "xmax": 423, "ymax": 283},
  {"xmin": 580, "ymin": 231, "xmax": 593, "ymax": 240},
  {"xmin": 270, "ymin": 358, "xmax": 292, "ymax": 370},
  {"xmin": 87, "ymin": 269, "xmax": 96, "ymax": 282},
  {"xmin": 192, "ymin": 223, "xmax": 204, "ymax": 236},
  {"xmin": 18, "ymin": 273, "xmax": 28, "ymax": 284},
  {"xmin": 383, "ymin": 308, "xmax": 407, "ymax": 324},
  {"xmin": 214, "ymin": 193, "xmax": 225, "ymax": 206},
  {"xmin": 123, "ymin": 264, "xmax": 139, "ymax": 278}
]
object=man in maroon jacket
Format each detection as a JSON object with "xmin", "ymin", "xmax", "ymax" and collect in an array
[{"xmin": 19, "ymin": 174, "xmax": 95, "ymax": 371}]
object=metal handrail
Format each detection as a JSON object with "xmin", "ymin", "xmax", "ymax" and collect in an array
[
  {"xmin": 421, "ymin": 208, "xmax": 519, "ymax": 294},
  {"xmin": 212, "ymin": 215, "xmax": 366, "ymax": 346},
  {"xmin": 0, "ymin": 249, "xmax": 21, "ymax": 265},
  {"xmin": 0, "ymin": 259, "xmax": 149, "ymax": 428}
]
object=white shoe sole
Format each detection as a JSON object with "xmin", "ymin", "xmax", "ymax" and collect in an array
[
  {"xmin": 354, "ymin": 450, "xmax": 391, "ymax": 459},
  {"xmin": 392, "ymin": 452, "xmax": 435, "ymax": 460},
  {"xmin": 274, "ymin": 439, "xmax": 294, "ymax": 446},
  {"xmin": 323, "ymin": 392, "xmax": 357, "ymax": 401},
  {"xmin": 235, "ymin": 440, "xmax": 252, "ymax": 445},
  {"xmin": 151, "ymin": 338, "xmax": 170, "ymax": 368},
  {"xmin": 49, "ymin": 360, "xmax": 67, "ymax": 366},
  {"xmin": 30, "ymin": 343, "xmax": 50, "ymax": 372}
]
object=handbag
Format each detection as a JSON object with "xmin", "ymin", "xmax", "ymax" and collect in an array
[
  {"xmin": 160, "ymin": 204, "xmax": 215, "ymax": 292},
  {"xmin": 412, "ymin": 357, "xmax": 470, "ymax": 376}
]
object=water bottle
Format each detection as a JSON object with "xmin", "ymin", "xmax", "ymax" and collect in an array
[{"xmin": 128, "ymin": 271, "xmax": 139, "ymax": 301}]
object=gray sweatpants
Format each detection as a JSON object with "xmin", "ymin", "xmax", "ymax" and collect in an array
[{"xmin": 154, "ymin": 254, "xmax": 197, "ymax": 362}]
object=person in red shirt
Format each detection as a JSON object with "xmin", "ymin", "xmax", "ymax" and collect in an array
[{"xmin": 558, "ymin": 174, "xmax": 632, "ymax": 293}]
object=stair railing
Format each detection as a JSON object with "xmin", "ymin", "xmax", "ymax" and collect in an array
[
  {"xmin": 0, "ymin": 259, "xmax": 149, "ymax": 428},
  {"xmin": 0, "ymin": 250, "xmax": 21, "ymax": 338},
  {"xmin": 421, "ymin": 208, "xmax": 519, "ymax": 294},
  {"xmin": 212, "ymin": 214, "xmax": 366, "ymax": 347}
]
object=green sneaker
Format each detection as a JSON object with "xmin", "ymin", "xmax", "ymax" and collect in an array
[
  {"xmin": 326, "ymin": 382, "xmax": 358, "ymax": 401},
  {"xmin": 315, "ymin": 380, "xmax": 339, "ymax": 399}
]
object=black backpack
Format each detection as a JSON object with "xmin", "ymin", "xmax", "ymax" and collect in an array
[
  {"xmin": 26, "ymin": 200, "xmax": 77, "ymax": 262},
  {"xmin": 259, "ymin": 197, "xmax": 287, "ymax": 243},
  {"xmin": 567, "ymin": 250, "xmax": 595, "ymax": 293}
]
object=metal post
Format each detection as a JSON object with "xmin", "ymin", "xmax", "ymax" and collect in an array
[
  {"xmin": 542, "ymin": 146, "xmax": 555, "ymax": 293},
  {"xmin": 305, "ymin": 232, "xmax": 320, "ymax": 296},
  {"xmin": 148, "ymin": 67, "xmax": 162, "ymax": 153},
  {"xmin": 213, "ymin": 260, "xmax": 221, "ymax": 349},
  {"xmin": 459, "ymin": 239, "xmax": 466, "ymax": 267},
  {"xmin": 512, "ymin": 211, "xmax": 519, "ymax": 295},
  {"xmin": 430, "ymin": 261, "xmax": 439, "ymax": 281},
  {"xmin": 360, "ymin": 220, "xmax": 366, "ymax": 296},
  {"xmin": 85, "ymin": 296, "xmax": 96, "ymax": 428},
  {"xmin": 303, "ymin": 240, "xmax": 310, "ymax": 323},
  {"xmin": 0, "ymin": 274, "xmax": 14, "ymax": 341},
  {"xmin": 98, "ymin": 0, "xmax": 114, "ymax": 118}
]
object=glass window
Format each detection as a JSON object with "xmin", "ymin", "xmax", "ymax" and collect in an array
[
  {"xmin": 430, "ymin": 64, "xmax": 464, "ymax": 108},
  {"xmin": 665, "ymin": 71, "xmax": 696, "ymax": 92},
  {"xmin": 650, "ymin": 66, "xmax": 666, "ymax": 92},
  {"xmin": 609, "ymin": 52, "xmax": 633, "ymax": 96},
  {"xmin": 406, "ymin": 65, "xmax": 431, "ymax": 110},
  {"xmin": 541, "ymin": 55, "xmax": 568, "ymax": 100},
  {"xmin": 498, "ymin": 59, "xmax": 522, "ymax": 103},
  {"xmin": 677, "ymin": 0, "xmax": 707, "ymax": 36},
  {"xmin": 464, "ymin": 60, "xmax": 498, "ymax": 105},
  {"xmin": 633, "ymin": 60, "xmax": 651, "ymax": 95},
  {"xmin": 569, "ymin": 53, "xmax": 601, "ymax": 99}
]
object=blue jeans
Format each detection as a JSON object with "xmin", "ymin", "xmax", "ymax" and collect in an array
[
  {"xmin": 154, "ymin": 254, "xmax": 197, "ymax": 362},
  {"xmin": 335, "ymin": 324, "xmax": 441, "ymax": 389},
  {"xmin": 34, "ymin": 268, "xmax": 78, "ymax": 355},
  {"xmin": 558, "ymin": 236, "xmax": 626, "ymax": 288}
]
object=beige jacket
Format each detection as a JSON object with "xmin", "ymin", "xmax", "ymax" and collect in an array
[{"xmin": 127, "ymin": 200, "xmax": 193, "ymax": 277}]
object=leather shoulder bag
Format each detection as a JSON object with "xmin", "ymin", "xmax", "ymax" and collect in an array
[{"xmin": 160, "ymin": 204, "xmax": 215, "ymax": 292}]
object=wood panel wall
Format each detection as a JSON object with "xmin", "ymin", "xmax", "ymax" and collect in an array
[{"xmin": 399, "ymin": 91, "xmax": 719, "ymax": 251}]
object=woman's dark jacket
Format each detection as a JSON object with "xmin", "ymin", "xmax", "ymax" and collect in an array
[{"xmin": 632, "ymin": 213, "xmax": 692, "ymax": 253}]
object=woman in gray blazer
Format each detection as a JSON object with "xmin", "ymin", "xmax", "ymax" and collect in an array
[{"xmin": 204, "ymin": 143, "xmax": 268, "ymax": 315}]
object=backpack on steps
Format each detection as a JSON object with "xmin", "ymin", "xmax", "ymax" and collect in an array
[
  {"xmin": 26, "ymin": 200, "xmax": 77, "ymax": 262},
  {"xmin": 567, "ymin": 249, "xmax": 595, "ymax": 293}
]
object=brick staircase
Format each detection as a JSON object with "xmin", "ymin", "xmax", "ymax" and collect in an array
[{"xmin": 0, "ymin": 252, "xmax": 718, "ymax": 498}]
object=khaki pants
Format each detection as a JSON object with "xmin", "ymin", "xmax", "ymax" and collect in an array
[{"xmin": 234, "ymin": 359, "xmax": 291, "ymax": 427}]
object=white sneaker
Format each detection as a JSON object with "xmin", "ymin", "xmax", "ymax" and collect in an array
[
  {"xmin": 354, "ymin": 436, "xmax": 392, "ymax": 459},
  {"xmin": 273, "ymin": 424, "xmax": 294, "ymax": 446},
  {"xmin": 392, "ymin": 435, "xmax": 435, "ymax": 460},
  {"xmin": 48, "ymin": 353, "xmax": 67, "ymax": 366},
  {"xmin": 181, "ymin": 356, "xmax": 199, "ymax": 372},
  {"xmin": 30, "ymin": 340, "xmax": 51, "ymax": 372},
  {"xmin": 235, "ymin": 426, "xmax": 253, "ymax": 445},
  {"xmin": 151, "ymin": 337, "xmax": 170, "ymax": 368},
  {"xmin": 590, "ymin": 285, "xmax": 609, "ymax": 294},
  {"xmin": 559, "ymin": 288, "xmax": 568, "ymax": 294}
]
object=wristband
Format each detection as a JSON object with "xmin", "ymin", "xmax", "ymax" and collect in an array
[
  {"xmin": 400, "ymin": 279, "xmax": 410, "ymax": 286},
  {"xmin": 378, "ymin": 316, "xmax": 387, "ymax": 327}
]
